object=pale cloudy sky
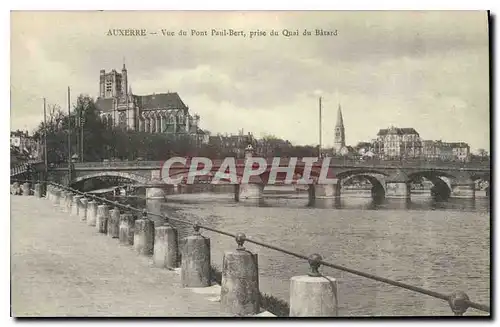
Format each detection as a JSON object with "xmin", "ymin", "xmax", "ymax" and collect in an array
[{"xmin": 10, "ymin": 11, "xmax": 489, "ymax": 151}]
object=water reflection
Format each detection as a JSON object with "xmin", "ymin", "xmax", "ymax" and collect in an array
[
  {"xmin": 160, "ymin": 191, "xmax": 489, "ymax": 213},
  {"xmin": 101, "ymin": 186, "xmax": 489, "ymax": 213},
  {"xmin": 97, "ymin": 186, "xmax": 490, "ymax": 316},
  {"xmin": 157, "ymin": 192, "xmax": 490, "ymax": 316}
]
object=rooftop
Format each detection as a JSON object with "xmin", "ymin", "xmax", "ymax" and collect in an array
[
  {"xmin": 96, "ymin": 92, "xmax": 188, "ymax": 113},
  {"xmin": 377, "ymin": 127, "xmax": 419, "ymax": 136},
  {"xmin": 137, "ymin": 92, "xmax": 188, "ymax": 111}
]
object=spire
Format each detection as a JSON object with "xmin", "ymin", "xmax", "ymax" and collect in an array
[
  {"xmin": 333, "ymin": 103, "xmax": 346, "ymax": 153},
  {"xmin": 122, "ymin": 57, "xmax": 126, "ymax": 71},
  {"xmin": 128, "ymin": 84, "xmax": 133, "ymax": 94},
  {"xmin": 336, "ymin": 104, "xmax": 344, "ymax": 127}
]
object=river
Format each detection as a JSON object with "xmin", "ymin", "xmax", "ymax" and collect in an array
[{"xmin": 115, "ymin": 187, "xmax": 490, "ymax": 316}]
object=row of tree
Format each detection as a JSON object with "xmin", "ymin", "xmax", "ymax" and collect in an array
[
  {"xmin": 31, "ymin": 94, "xmax": 322, "ymax": 163},
  {"xmin": 33, "ymin": 94, "xmax": 488, "ymax": 164}
]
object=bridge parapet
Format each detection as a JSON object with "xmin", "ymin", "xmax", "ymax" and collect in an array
[
  {"xmin": 73, "ymin": 161, "xmax": 164, "ymax": 169},
  {"xmin": 56, "ymin": 158, "xmax": 490, "ymax": 172}
]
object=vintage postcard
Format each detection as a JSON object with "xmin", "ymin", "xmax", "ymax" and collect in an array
[{"xmin": 10, "ymin": 10, "xmax": 490, "ymax": 318}]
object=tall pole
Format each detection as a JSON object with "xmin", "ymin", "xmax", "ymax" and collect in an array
[
  {"xmin": 43, "ymin": 98, "xmax": 48, "ymax": 174},
  {"xmin": 80, "ymin": 109, "xmax": 84, "ymax": 162},
  {"xmin": 75, "ymin": 108, "xmax": 79, "ymax": 163},
  {"xmin": 319, "ymin": 96, "xmax": 322, "ymax": 159},
  {"xmin": 68, "ymin": 87, "xmax": 72, "ymax": 177}
]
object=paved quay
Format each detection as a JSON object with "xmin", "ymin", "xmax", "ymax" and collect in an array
[{"xmin": 10, "ymin": 196, "xmax": 230, "ymax": 317}]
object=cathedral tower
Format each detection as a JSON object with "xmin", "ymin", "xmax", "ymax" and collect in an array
[
  {"xmin": 98, "ymin": 69, "xmax": 122, "ymax": 99},
  {"xmin": 333, "ymin": 104, "xmax": 345, "ymax": 153},
  {"xmin": 121, "ymin": 62, "xmax": 128, "ymax": 97}
]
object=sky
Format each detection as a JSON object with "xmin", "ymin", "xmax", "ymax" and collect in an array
[{"xmin": 10, "ymin": 11, "xmax": 490, "ymax": 152}]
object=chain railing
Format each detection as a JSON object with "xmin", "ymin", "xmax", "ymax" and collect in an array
[{"xmin": 11, "ymin": 178, "xmax": 491, "ymax": 316}]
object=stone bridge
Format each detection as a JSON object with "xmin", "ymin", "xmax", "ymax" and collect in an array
[{"xmin": 44, "ymin": 156, "xmax": 491, "ymax": 203}]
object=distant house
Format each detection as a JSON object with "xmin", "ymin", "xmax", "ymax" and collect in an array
[
  {"xmin": 355, "ymin": 142, "xmax": 372, "ymax": 155},
  {"xmin": 422, "ymin": 140, "xmax": 470, "ymax": 161},
  {"xmin": 208, "ymin": 131, "xmax": 256, "ymax": 158},
  {"xmin": 376, "ymin": 126, "xmax": 422, "ymax": 159},
  {"xmin": 338, "ymin": 145, "xmax": 354, "ymax": 156},
  {"xmin": 10, "ymin": 130, "xmax": 40, "ymax": 160}
]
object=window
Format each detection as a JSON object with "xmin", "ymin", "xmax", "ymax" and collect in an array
[
  {"xmin": 119, "ymin": 112, "xmax": 127, "ymax": 129},
  {"xmin": 106, "ymin": 81, "xmax": 113, "ymax": 93}
]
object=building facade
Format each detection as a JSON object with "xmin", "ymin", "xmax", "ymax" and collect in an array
[
  {"xmin": 375, "ymin": 126, "xmax": 422, "ymax": 159},
  {"xmin": 95, "ymin": 64, "xmax": 208, "ymax": 144},
  {"xmin": 422, "ymin": 140, "xmax": 470, "ymax": 162},
  {"xmin": 208, "ymin": 131, "xmax": 256, "ymax": 158},
  {"xmin": 256, "ymin": 137, "xmax": 292, "ymax": 158},
  {"xmin": 10, "ymin": 130, "xmax": 41, "ymax": 160},
  {"xmin": 422, "ymin": 140, "xmax": 440, "ymax": 160}
]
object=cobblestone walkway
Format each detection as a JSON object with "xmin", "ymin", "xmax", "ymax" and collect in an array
[{"xmin": 11, "ymin": 196, "xmax": 228, "ymax": 317}]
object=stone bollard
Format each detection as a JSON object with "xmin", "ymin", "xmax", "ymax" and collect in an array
[
  {"xmin": 133, "ymin": 210, "xmax": 155, "ymax": 256},
  {"xmin": 289, "ymin": 254, "xmax": 338, "ymax": 317},
  {"xmin": 34, "ymin": 183, "xmax": 42, "ymax": 198},
  {"xmin": 55, "ymin": 188, "xmax": 64, "ymax": 204},
  {"xmin": 53, "ymin": 189, "xmax": 61, "ymax": 206},
  {"xmin": 119, "ymin": 211, "xmax": 136, "ymax": 245},
  {"xmin": 60, "ymin": 190, "xmax": 67, "ymax": 208},
  {"xmin": 87, "ymin": 199, "xmax": 98, "ymax": 226},
  {"xmin": 72, "ymin": 195, "xmax": 83, "ymax": 216},
  {"xmin": 49, "ymin": 185, "xmax": 55, "ymax": 200},
  {"xmin": 181, "ymin": 224, "xmax": 211, "ymax": 288},
  {"xmin": 11, "ymin": 182, "xmax": 21, "ymax": 195},
  {"xmin": 46, "ymin": 185, "xmax": 52, "ymax": 200},
  {"xmin": 65, "ymin": 192, "xmax": 74, "ymax": 213},
  {"xmin": 79, "ymin": 197, "xmax": 88, "ymax": 222},
  {"xmin": 108, "ymin": 204, "xmax": 121, "ymax": 238},
  {"xmin": 22, "ymin": 182, "xmax": 31, "ymax": 196},
  {"xmin": 96, "ymin": 204, "xmax": 110, "ymax": 234},
  {"xmin": 153, "ymin": 218, "xmax": 179, "ymax": 268},
  {"xmin": 59, "ymin": 191, "xmax": 67, "ymax": 210},
  {"xmin": 220, "ymin": 233, "xmax": 260, "ymax": 316},
  {"xmin": 50, "ymin": 186, "xmax": 57, "ymax": 202}
]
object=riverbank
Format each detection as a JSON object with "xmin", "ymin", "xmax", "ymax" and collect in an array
[{"xmin": 161, "ymin": 194, "xmax": 490, "ymax": 316}]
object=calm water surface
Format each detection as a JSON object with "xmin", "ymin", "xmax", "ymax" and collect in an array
[{"xmin": 119, "ymin": 189, "xmax": 490, "ymax": 316}]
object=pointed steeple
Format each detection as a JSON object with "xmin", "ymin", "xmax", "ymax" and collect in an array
[
  {"xmin": 333, "ymin": 103, "xmax": 346, "ymax": 153},
  {"xmin": 335, "ymin": 104, "xmax": 344, "ymax": 127},
  {"xmin": 121, "ymin": 58, "xmax": 128, "ymax": 97}
]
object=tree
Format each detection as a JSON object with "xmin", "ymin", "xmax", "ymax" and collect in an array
[
  {"xmin": 477, "ymin": 149, "xmax": 489, "ymax": 157},
  {"xmin": 32, "ymin": 95, "xmax": 109, "ymax": 163}
]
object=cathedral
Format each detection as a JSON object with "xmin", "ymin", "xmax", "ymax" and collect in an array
[{"xmin": 95, "ymin": 64, "xmax": 206, "ymax": 141}]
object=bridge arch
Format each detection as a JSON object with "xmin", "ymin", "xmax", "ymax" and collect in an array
[
  {"xmin": 71, "ymin": 171, "xmax": 149, "ymax": 187},
  {"xmin": 407, "ymin": 170, "xmax": 456, "ymax": 201},
  {"xmin": 469, "ymin": 172, "xmax": 490, "ymax": 197},
  {"xmin": 336, "ymin": 170, "xmax": 388, "ymax": 202}
]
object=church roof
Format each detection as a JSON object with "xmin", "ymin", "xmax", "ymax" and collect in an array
[
  {"xmin": 377, "ymin": 127, "xmax": 419, "ymax": 136},
  {"xmin": 95, "ymin": 98, "xmax": 114, "ymax": 113},
  {"xmin": 95, "ymin": 92, "xmax": 189, "ymax": 113},
  {"xmin": 138, "ymin": 92, "xmax": 187, "ymax": 110}
]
